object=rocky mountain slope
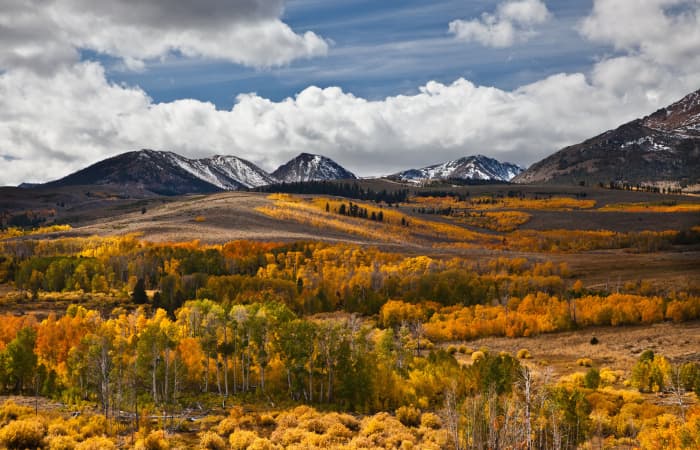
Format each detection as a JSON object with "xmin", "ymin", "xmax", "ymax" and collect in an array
[
  {"xmin": 514, "ymin": 89, "xmax": 700, "ymax": 186},
  {"xmin": 44, "ymin": 150, "xmax": 274, "ymax": 195}
]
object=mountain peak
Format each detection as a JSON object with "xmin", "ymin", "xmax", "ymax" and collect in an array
[
  {"xmin": 392, "ymin": 155, "xmax": 523, "ymax": 183},
  {"xmin": 272, "ymin": 153, "xmax": 357, "ymax": 182},
  {"xmin": 42, "ymin": 149, "xmax": 276, "ymax": 195},
  {"xmin": 643, "ymin": 88, "xmax": 700, "ymax": 136}
]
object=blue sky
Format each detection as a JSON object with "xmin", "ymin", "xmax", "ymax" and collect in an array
[{"xmin": 106, "ymin": 0, "xmax": 603, "ymax": 108}]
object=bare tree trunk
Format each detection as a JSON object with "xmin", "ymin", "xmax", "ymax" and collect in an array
[
  {"xmin": 260, "ymin": 365, "xmax": 265, "ymax": 393},
  {"xmin": 204, "ymin": 355, "xmax": 209, "ymax": 393},
  {"xmin": 223, "ymin": 326, "xmax": 229, "ymax": 398},
  {"xmin": 216, "ymin": 356, "xmax": 222, "ymax": 397},
  {"xmin": 151, "ymin": 343, "xmax": 158, "ymax": 404},
  {"xmin": 670, "ymin": 364, "xmax": 687, "ymax": 420},
  {"xmin": 443, "ymin": 386, "xmax": 462, "ymax": 450},
  {"xmin": 520, "ymin": 367, "xmax": 533, "ymax": 450},
  {"xmin": 327, "ymin": 368, "xmax": 333, "ymax": 403},
  {"xmin": 308, "ymin": 363, "xmax": 313, "ymax": 403},
  {"xmin": 164, "ymin": 347, "xmax": 170, "ymax": 404}
]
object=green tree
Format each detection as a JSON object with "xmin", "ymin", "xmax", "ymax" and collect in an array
[{"xmin": 5, "ymin": 327, "xmax": 38, "ymax": 393}]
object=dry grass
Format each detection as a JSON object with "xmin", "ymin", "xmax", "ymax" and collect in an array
[{"xmin": 455, "ymin": 320, "xmax": 700, "ymax": 378}]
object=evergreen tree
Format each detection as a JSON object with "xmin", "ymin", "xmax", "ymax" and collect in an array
[{"xmin": 132, "ymin": 278, "xmax": 148, "ymax": 304}]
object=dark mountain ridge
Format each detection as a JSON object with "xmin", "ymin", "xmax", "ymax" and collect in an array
[{"xmin": 514, "ymin": 89, "xmax": 700, "ymax": 186}]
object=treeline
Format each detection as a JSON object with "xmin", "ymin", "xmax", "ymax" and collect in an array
[
  {"xmin": 255, "ymin": 181, "xmax": 409, "ymax": 204},
  {"xmin": 413, "ymin": 190, "xmax": 470, "ymax": 201},
  {"xmin": 381, "ymin": 291, "xmax": 700, "ymax": 341},
  {"xmin": 600, "ymin": 180, "xmax": 684, "ymax": 194}
]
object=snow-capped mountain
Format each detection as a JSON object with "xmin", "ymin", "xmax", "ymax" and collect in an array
[
  {"xmin": 392, "ymin": 155, "xmax": 523, "ymax": 183},
  {"xmin": 514, "ymin": 88, "xmax": 700, "ymax": 185},
  {"xmin": 44, "ymin": 149, "xmax": 276, "ymax": 195},
  {"xmin": 272, "ymin": 153, "xmax": 357, "ymax": 182}
]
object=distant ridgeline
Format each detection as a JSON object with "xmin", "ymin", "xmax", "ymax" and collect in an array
[{"xmin": 254, "ymin": 180, "xmax": 410, "ymax": 204}]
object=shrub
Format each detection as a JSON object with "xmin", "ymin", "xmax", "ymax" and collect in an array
[
  {"xmin": 599, "ymin": 368, "xmax": 620, "ymax": 385},
  {"xmin": 0, "ymin": 401, "xmax": 34, "ymax": 425},
  {"xmin": 47, "ymin": 422, "xmax": 70, "ymax": 437},
  {"xmin": 360, "ymin": 412, "xmax": 415, "ymax": 448},
  {"xmin": 259, "ymin": 414, "xmax": 276, "ymax": 428},
  {"xmin": 336, "ymin": 413, "xmax": 360, "ymax": 432},
  {"xmin": 198, "ymin": 431, "xmax": 227, "ymax": 450},
  {"xmin": 269, "ymin": 427, "xmax": 307, "ymax": 446},
  {"xmin": 0, "ymin": 419, "xmax": 47, "ymax": 450},
  {"xmin": 420, "ymin": 412, "xmax": 442, "ymax": 429},
  {"xmin": 457, "ymin": 345, "xmax": 469, "ymax": 354},
  {"xmin": 396, "ymin": 405, "xmax": 421, "ymax": 427},
  {"xmin": 48, "ymin": 434, "xmax": 78, "ymax": 450},
  {"xmin": 471, "ymin": 351, "xmax": 486, "ymax": 362},
  {"xmin": 135, "ymin": 430, "xmax": 170, "ymax": 450},
  {"xmin": 229, "ymin": 430, "xmax": 257, "ymax": 450},
  {"xmin": 447, "ymin": 345, "xmax": 457, "ymax": 355},
  {"xmin": 302, "ymin": 417, "xmax": 327, "ymax": 434},
  {"xmin": 228, "ymin": 406, "xmax": 245, "ymax": 419},
  {"xmin": 517, "ymin": 349, "xmax": 532, "ymax": 359},
  {"xmin": 79, "ymin": 415, "xmax": 107, "ymax": 439},
  {"xmin": 577, "ymin": 358, "xmax": 593, "ymax": 367},
  {"xmin": 216, "ymin": 418, "xmax": 239, "ymax": 437},
  {"xmin": 248, "ymin": 437, "xmax": 278, "ymax": 450},
  {"xmin": 75, "ymin": 436, "xmax": 117, "ymax": 450},
  {"xmin": 560, "ymin": 372, "xmax": 585, "ymax": 387},
  {"xmin": 584, "ymin": 368, "xmax": 601, "ymax": 389},
  {"xmin": 325, "ymin": 422, "xmax": 353, "ymax": 440},
  {"xmin": 236, "ymin": 415, "xmax": 256, "ymax": 430}
]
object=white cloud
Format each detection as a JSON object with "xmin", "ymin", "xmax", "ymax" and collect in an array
[
  {"xmin": 0, "ymin": 0, "xmax": 328, "ymax": 72},
  {"xmin": 580, "ymin": 0, "xmax": 700, "ymax": 104},
  {"xmin": 449, "ymin": 0, "xmax": 551, "ymax": 47},
  {"xmin": 581, "ymin": 0, "xmax": 700, "ymax": 70}
]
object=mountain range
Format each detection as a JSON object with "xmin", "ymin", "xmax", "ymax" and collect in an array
[
  {"xmin": 514, "ymin": 88, "xmax": 700, "ymax": 186},
  {"xmin": 33, "ymin": 150, "xmax": 521, "ymax": 195}
]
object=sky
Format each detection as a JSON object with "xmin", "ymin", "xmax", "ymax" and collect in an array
[{"xmin": 1, "ymin": 0, "xmax": 699, "ymax": 185}]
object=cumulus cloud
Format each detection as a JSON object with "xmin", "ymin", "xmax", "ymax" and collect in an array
[
  {"xmin": 581, "ymin": 0, "xmax": 700, "ymax": 103},
  {"xmin": 581, "ymin": 0, "xmax": 700, "ymax": 70},
  {"xmin": 0, "ymin": 0, "xmax": 328, "ymax": 72},
  {"xmin": 449, "ymin": 0, "xmax": 551, "ymax": 47}
]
